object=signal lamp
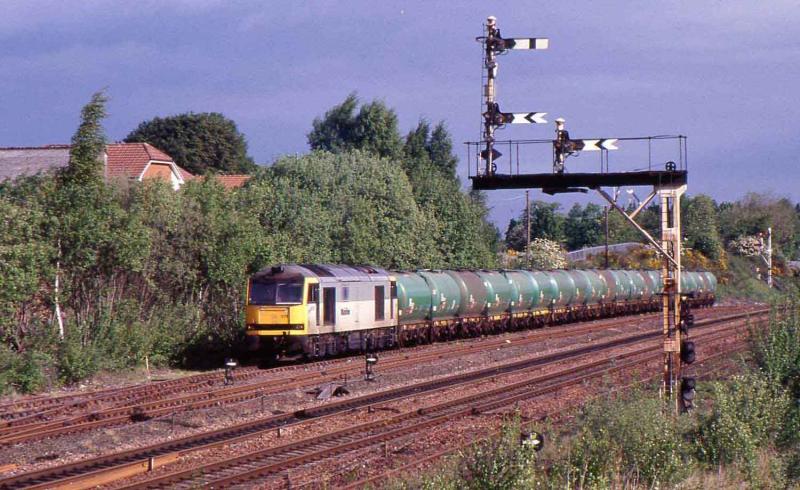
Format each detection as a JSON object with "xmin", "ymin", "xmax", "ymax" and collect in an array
[
  {"xmin": 680, "ymin": 377, "xmax": 697, "ymax": 411},
  {"xmin": 680, "ymin": 341, "xmax": 696, "ymax": 364}
]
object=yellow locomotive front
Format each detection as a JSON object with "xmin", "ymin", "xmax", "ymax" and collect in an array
[{"xmin": 245, "ymin": 265, "xmax": 318, "ymax": 352}]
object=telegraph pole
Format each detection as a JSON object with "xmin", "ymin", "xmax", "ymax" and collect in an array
[
  {"xmin": 526, "ymin": 190, "xmax": 531, "ymax": 268},
  {"xmin": 762, "ymin": 227, "xmax": 773, "ymax": 288},
  {"xmin": 767, "ymin": 227, "xmax": 773, "ymax": 288},
  {"xmin": 604, "ymin": 205, "xmax": 610, "ymax": 268}
]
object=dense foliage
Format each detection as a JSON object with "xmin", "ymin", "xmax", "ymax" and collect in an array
[
  {"xmin": 308, "ymin": 95, "xmax": 498, "ymax": 268},
  {"xmin": 506, "ymin": 193, "xmax": 800, "ymax": 297},
  {"xmin": 506, "ymin": 193, "xmax": 799, "ymax": 259},
  {"xmin": 125, "ymin": 112, "xmax": 257, "ymax": 175},
  {"xmin": 307, "ymin": 93, "xmax": 403, "ymax": 160},
  {"xmin": 0, "ymin": 93, "xmax": 498, "ymax": 394}
]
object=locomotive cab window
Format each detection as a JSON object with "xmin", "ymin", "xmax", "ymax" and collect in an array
[
  {"xmin": 249, "ymin": 280, "xmax": 303, "ymax": 305},
  {"xmin": 307, "ymin": 284, "xmax": 319, "ymax": 303}
]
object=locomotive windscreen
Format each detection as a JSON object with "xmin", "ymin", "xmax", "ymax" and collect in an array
[{"xmin": 249, "ymin": 280, "xmax": 303, "ymax": 305}]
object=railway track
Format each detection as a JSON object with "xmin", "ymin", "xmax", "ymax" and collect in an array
[
  {"xmin": 119, "ymin": 321, "xmax": 753, "ymax": 489},
  {"xmin": 0, "ymin": 307, "xmax": 765, "ymax": 490},
  {"xmin": 0, "ymin": 307, "xmax": 746, "ymax": 446},
  {"xmin": 0, "ymin": 305, "xmax": 747, "ymax": 431},
  {"xmin": 338, "ymin": 340, "xmax": 750, "ymax": 490}
]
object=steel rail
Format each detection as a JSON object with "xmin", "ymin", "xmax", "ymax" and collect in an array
[
  {"xmin": 3, "ymin": 305, "xmax": 741, "ymax": 422},
  {"xmin": 122, "ymin": 322, "xmax": 753, "ymax": 489},
  {"xmin": 0, "ymin": 307, "xmax": 704, "ymax": 445},
  {"xmin": 338, "ymin": 339, "xmax": 750, "ymax": 490}
]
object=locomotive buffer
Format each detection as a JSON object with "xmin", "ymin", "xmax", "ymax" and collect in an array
[{"xmin": 469, "ymin": 16, "xmax": 690, "ymax": 412}]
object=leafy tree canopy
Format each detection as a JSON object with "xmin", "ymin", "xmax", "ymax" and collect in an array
[
  {"xmin": 60, "ymin": 91, "xmax": 107, "ymax": 190},
  {"xmin": 307, "ymin": 93, "xmax": 403, "ymax": 160},
  {"xmin": 506, "ymin": 201, "xmax": 566, "ymax": 251},
  {"xmin": 684, "ymin": 194, "xmax": 723, "ymax": 260},
  {"xmin": 125, "ymin": 112, "xmax": 256, "ymax": 175},
  {"xmin": 564, "ymin": 203, "xmax": 604, "ymax": 251},
  {"xmin": 718, "ymin": 193, "xmax": 800, "ymax": 259},
  {"xmin": 403, "ymin": 119, "xmax": 458, "ymax": 179}
]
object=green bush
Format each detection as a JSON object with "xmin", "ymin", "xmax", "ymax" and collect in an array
[
  {"xmin": 57, "ymin": 334, "xmax": 98, "ymax": 385},
  {"xmin": 386, "ymin": 419, "xmax": 540, "ymax": 490},
  {"xmin": 551, "ymin": 395, "xmax": 689, "ymax": 488},
  {"xmin": 15, "ymin": 350, "xmax": 51, "ymax": 394},
  {"xmin": 751, "ymin": 302, "xmax": 800, "ymax": 399},
  {"xmin": 0, "ymin": 346, "xmax": 19, "ymax": 395},
  {"xmin": 455, "ymin": 422, "xmax": 538, "ymax": 490},
  {"xmin": 696, "ymin": 372, "xmax": 791, "ymax": 476}
]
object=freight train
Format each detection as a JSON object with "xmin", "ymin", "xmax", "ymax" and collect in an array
[{"xmin": 245, "ymin": 265, "xmax": 716, "ymax": 358}]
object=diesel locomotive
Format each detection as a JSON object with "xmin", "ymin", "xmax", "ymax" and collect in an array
[{"xmin": 245, "ymin": 264, "xmax": 716, "ymax": 358}]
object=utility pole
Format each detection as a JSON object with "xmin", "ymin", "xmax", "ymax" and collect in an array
[
  {"xmin": 526, "ymin": 190, "xmax": 531, "ymax": 268},
  {"xmin": 761, "ymin": 227, "xmax": 773, "ymax": 288},
  {"xmin": 604, "ymin": 205, "xmax": 609, "ymax": 268}
]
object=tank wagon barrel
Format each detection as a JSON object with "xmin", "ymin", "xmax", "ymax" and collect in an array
[{"xmin": 244, "ymin": 265, "xmax": 716, "ymax": 359}]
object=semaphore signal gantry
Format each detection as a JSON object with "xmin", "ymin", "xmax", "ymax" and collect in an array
[
  {"xmin": 469, "ymin": 15, "xmax": 692, "ymax": 413},
  {"xmin": 477, "ymin": 15, "xmax": 549, "ymax": 174}
]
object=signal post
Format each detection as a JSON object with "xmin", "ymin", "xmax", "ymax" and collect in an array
[{"xmin": 469, "ymin": 16, "xmax": 693, "ymax": 412}]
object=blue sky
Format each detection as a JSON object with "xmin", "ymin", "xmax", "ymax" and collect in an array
[{"xmin": 1, "ymin": 1, "xmax": 798, "ymax": 227}]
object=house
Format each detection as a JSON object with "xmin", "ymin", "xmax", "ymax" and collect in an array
[
  {"xmin": 105, "ymin": 143, "xmax": 189, "ymax": 190},
  {"xmin": 0, "ymin": 143, "xmax": 251, "ymax": 190}
]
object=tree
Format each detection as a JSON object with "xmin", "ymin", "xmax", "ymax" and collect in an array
[
  {"xmin": 564, "ymin": 203, "xmax": 603, "ymax": 251},
  {"xmin": 246, "ymin": 151, "xmax": 440, "ymax": 269},
  {"xmin": 307, "ymin": 95, "xmax": 497, "ymax": 268},
  {"xmin": 401, "ymin": 121, "xmax": 497, "ymax": 268},
  {"xmin": 60, "ymin": 91, "xmax": 107, "ymax": 189},
  {"xmin": 718, "ymin": 193, "xmax": 800, "ymax": 259},
  {"xmin": 125, "ymin": 112, "xmax": 256, "ymax": 175},
  {"xmin": 308, "ymin": 93, "xmax": 403, "ymax": 160},
  {"xmin": 529, "ymin": 238, "xmax": 567, "ymax": 269},
  {"xmin": 428, "ymin": 122, "xmax": 458, "ymax": 178},
  {"xmin": 505, "ymin": 201, "xmax": 565, "ymax": 251},
  {"xmin": 603, "ymin": 203, "xmax": 659, "ymax": 246},
  {"xmin": 403, "ymin": 119, "xmax": 431, "ymax": 176},
  {"xmin": 683, "ymin": 194, "xmax": 723, "ymax": 260}
]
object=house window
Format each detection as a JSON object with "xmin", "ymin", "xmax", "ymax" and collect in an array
[{"xmin": 342, "ymin": 287, "xmax": 349, "ymax": 301}]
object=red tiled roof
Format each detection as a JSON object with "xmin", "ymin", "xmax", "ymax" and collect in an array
[
  {"xmin": 212, "ymin": 174, "xmax": 251, "ymax": 189},
  {"xmin": 106, "ymin": 143, "xmax": 174, "ymax": 179},
  {"xmin": 177, "ymin": 166, "xmax": 195, "ymax": 182}
]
